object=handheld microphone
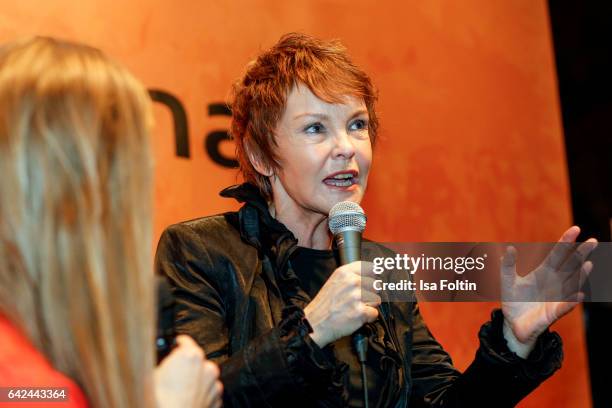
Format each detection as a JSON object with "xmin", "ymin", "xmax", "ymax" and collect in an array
[
  {"xmin": 156, "ymin": 276, "xmax": 177, "ymax": 364},
  {"xmin": 328, "ymin": 201, "xmax": 366, "ymax": 265},
  {"xmin": 328, "ymin": 201, "xmax": 370, "ymax": 408}
]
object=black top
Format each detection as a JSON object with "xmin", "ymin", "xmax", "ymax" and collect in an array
[
  {"xmin": 291, "ymin": 246, "xmax": 385, "ymax": 408},
  {"xmin": 155, "ymin": 182, "xmax": 565, "ymax": 408}
]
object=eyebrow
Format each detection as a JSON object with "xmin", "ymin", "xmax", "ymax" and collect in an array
[{"xmin": 293, "ymin": 109, "xmax": 368, "ymax": 121}]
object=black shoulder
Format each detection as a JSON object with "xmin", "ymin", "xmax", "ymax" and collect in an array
[
  {"xmin": 159, "ymin": 212, "xmax": 238, "ymax": 243},
  {"xmin": 179, "ymin": 212, "xmax": 239, "ymax": 236},
  {"xmin": 155, "ymin": 212, "xmax": 261, "ymax": 301},
  {"xmin": 156, "ymin": 212, "xmax": 255, "ymax": 272}
]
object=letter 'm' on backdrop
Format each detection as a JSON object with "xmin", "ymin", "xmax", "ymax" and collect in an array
[{"xmin": 1, "ymin": 1, "xmax": 588, "ymax": 406}]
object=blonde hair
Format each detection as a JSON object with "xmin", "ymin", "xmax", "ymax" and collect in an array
[{"xmin": 0, "ymin": 37, "xmax": 154, "ymax": 407}]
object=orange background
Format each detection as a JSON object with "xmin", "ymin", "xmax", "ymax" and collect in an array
[{"xmin": 0, "ymin": 1, "xmax": 589, "ymax": 406}]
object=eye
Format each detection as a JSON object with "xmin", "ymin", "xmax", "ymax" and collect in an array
[
  {"xmin": 304, "ymin": 122, "xmax": 325, "ymax": 134},
  {"xmin": 349, "ymin": 118, "xmax": 368, "ymax": 131}
]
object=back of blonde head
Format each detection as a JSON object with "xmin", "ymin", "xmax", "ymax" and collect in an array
[{"xmin": 0, "ymin": 37, "xmax": 154, "ymax": 407}]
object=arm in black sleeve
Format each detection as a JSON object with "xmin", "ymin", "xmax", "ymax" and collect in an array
[
  {"xmin": 393, "ymin": 302, "xmax": 563, "ymax": 407},
  {"xmin": 155, "ymin": 223, "xmax": 346, "ymax": 407}
]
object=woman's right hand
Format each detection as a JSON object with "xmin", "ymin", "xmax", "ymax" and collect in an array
[
  {"xmin": 154, "ymin": 335, "xmax": 223, "ymax": 408},
  {"xmin": 304, "ymin": 261, "xmax": 380, "ymax": 348}
]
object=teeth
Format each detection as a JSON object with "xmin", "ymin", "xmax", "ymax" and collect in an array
[
  {"xmin": 324, "ymin": 172, "xmax": 357, "ymax": 187},
  {"xmin": 326, "ymin": 179, "xmax": 353, "ymax": 187}
]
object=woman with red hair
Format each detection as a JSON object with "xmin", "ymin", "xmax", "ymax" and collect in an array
[{"xmin": 156, "ymin": 33, "xmax": 594, "ymax": 407}]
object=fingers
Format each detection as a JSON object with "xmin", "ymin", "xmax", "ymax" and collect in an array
[
  {"xmin": 339, "ymin": 262, "xmax": 381, "ymax": 306},
  {"xmin": 175, "ymin": 334, "xmax": 194, "ymax": 347},
  {"xmin": 502, "ymin": 245, "xmax": 517, "ymax": 268},
  {"xmin": 361, "ymin": 287, "xmax": 382, "ymax": 307},
  {"xmin": 543, "ymin": 226, "xmax": 581, "ymax": 269},
  {"xmin": 559, "ymin": 259, "xmax": 593, "ymax": 300},
  {"xmin": 175, "ymin": 334, "xmax": 200, "ymax": 350},
  {"xmin": 578, "ymin": 260, "xmax": 593, "ymax": 289},
  {"xmin": 173, "ymin": 335, "xmax": 205, "ymax": 360},
  {"xmin": 361, "ymin": 276, "xmax": 378, "ymax": 294},
  {"xmin": 561, "ymin": 226, "xmax": 581, "ymax": 241},
  {"xmin": 202, "ymin": 361, "xmax": 223, "ymax": 408},
  {"xmin": 542, "ymin": 228, "xmax": 597, "ymax": 301},
  {"xmin": 177, "ymin": 341, "xmax": 222, "ymax": 408},
  {"xmin": 500, "ymin": 246, "xmax": 517, "ymax": 296},
  {"xmin": 203, "ymin": 360, "xmax": 220, "ymax": 380},
  {"xmin": 553, "ymin": 296, "xmax": 583, "ymax": 321},
  {"xmin": 214, "ymin": 380, "xmax": 224, "ymax": 402},
  {"xmin": 555, "ymin": 238, "xmax": 597, "ymax": 301},
  {"xmin": 154, "ymin": 335, "xmax": 221, "ymax": 408},
  {"xmin": 559, "ymin": 239, "xmax": 598, "ymax": 276},
  {"xmin": 362, "ymin": 304, "xmax": 379, "ymax": 323},
  {"xmin": 344, "ymin": 261, "xmax": 373, "ymax": 276}
]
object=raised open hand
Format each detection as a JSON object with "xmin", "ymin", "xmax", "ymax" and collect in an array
[{"xmin": 501, "ymin": 226, "xmax": 597, "ymax": 357}]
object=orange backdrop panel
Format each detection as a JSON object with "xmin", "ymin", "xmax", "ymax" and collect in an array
[{"xmin": 0, "ymin": 1, "xmax": 589, "ymax": 406}]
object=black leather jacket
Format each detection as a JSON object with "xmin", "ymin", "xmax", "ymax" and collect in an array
[{"xmin": 155, "ymin": 183, "xmax": 563, "ymax": 407}]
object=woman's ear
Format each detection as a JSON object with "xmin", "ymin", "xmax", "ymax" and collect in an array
[{"xmin": 246, "ymin": 143, "xmax": 274, "ymax": 177}]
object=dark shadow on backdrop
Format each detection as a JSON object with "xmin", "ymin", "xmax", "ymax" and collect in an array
[{"xmin": 548, "ymin": 2, "xmax": 612, "ymax": 407}]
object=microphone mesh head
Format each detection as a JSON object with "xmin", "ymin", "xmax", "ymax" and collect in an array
[{"xmin": 328, "ymin": 201, "xmax": 366, "ymax": 235}]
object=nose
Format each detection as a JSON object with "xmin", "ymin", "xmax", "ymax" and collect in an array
[{"xmin": 331, "ymin": 130, "xmax": 356, "ymax": 160}]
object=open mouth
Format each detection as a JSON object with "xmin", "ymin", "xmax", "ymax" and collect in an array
[{"xmin": 323, "ymin": 170, "xmax": 359, "ymax": 187}]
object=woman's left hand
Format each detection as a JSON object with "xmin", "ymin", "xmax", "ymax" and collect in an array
[{"xmin": 500, "ymin": 226, "xmax": 597, "ymax": 358}]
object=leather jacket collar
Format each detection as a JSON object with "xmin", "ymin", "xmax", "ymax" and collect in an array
[
  {"xmin": 221, "ymin": 183, "xmax": 405, "ymax": 406},
  {"xmin": 221, "ymin": 183, "xmax": 297, "ymax": 256},
  {"xmin": 221, "ymin": 183, "xmax": 306, "ymax": 307}
]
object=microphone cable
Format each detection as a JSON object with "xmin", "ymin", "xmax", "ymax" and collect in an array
[
  {"xmin": 353, "ymin": 330, "xmax": 369, "ymax": 408},
  {"xmin": 328, "ymin": 201, "xmax": 370, "ymax": 408}
]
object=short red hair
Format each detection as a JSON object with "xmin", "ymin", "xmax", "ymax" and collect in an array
[{"xmin": 230, "ymin": 32, "xmax": 379, "ymax": 200}]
